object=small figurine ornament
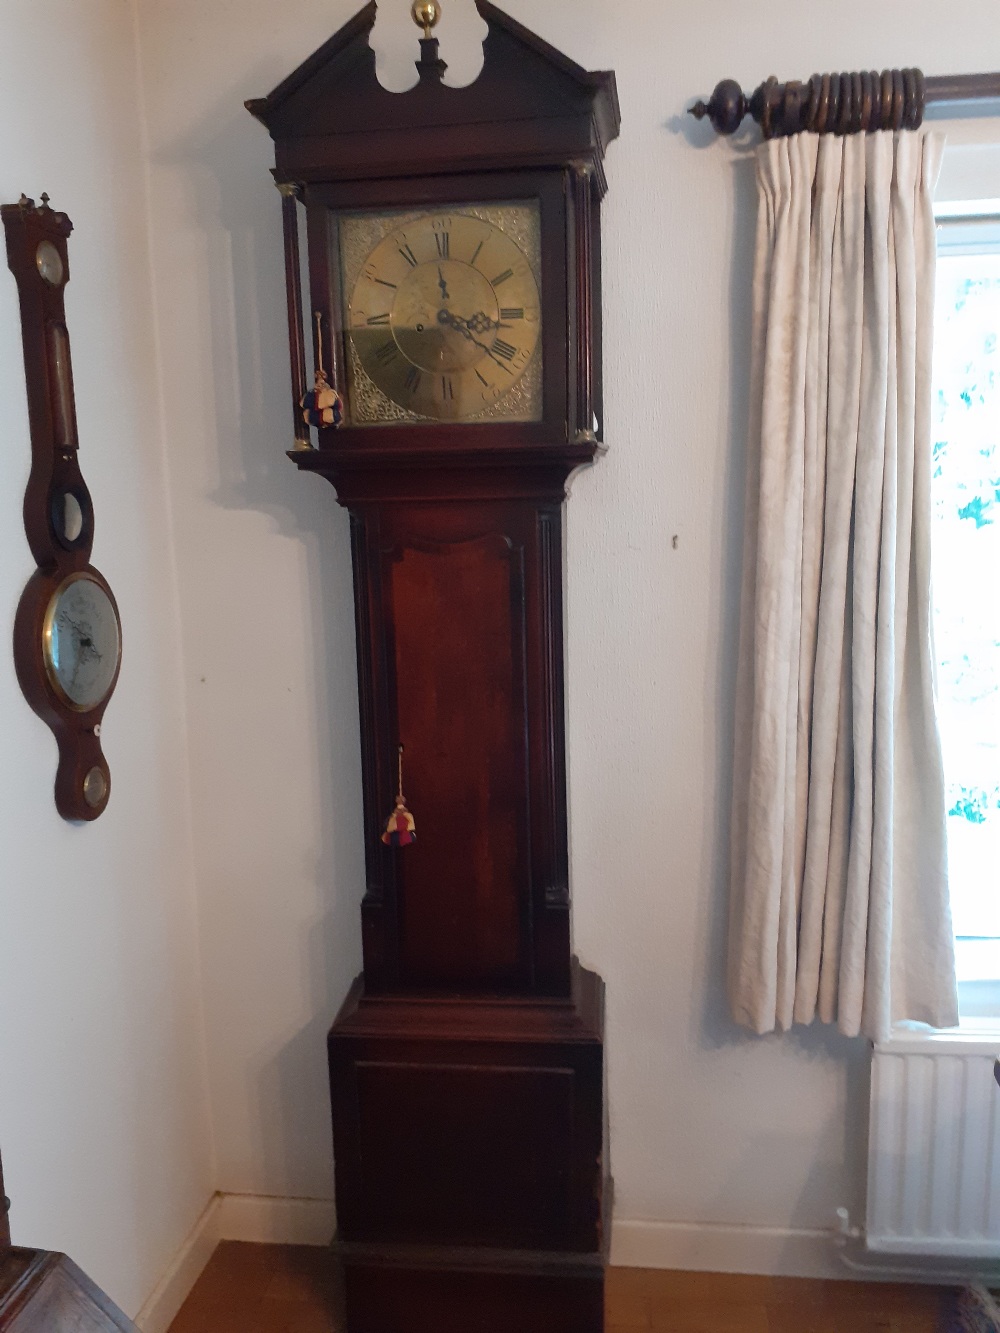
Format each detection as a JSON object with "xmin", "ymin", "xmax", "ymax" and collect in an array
[
  {"xmin": 382, "ymin": 744, "xmax": 416, "ymax": 847},
  {"xmin": 300, "ymin": 311, "xmax": 343, "ymax": 429}
]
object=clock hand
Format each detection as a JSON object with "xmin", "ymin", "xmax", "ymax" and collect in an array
[
  {"xmin": 437, "ymin": 310, "xmax": 512, "ymax": 373},
  {"xmin": 466, "ymin": 311, "xmax": 501, "ymax": 334},
  {"xmin": 437, "ymin": 266, "xmax": 449, "ymax": 301},
  {"xmin": 437, "ymin": 308, "xmax": 490, "ymax": 352}
]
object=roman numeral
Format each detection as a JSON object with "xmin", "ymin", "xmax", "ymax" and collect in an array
[
  {"xmin": 404, "ymin": 365, "xmax": 421, "ymax": 394},
  {"xmin": 470, "ymin": 240, "xmax": 484, "ymax": 266},
  {"xmin": 500, "ymin": 307, "xmax": 524, "ymax": 321},
  {"xmin": 475, "ymin": 369, "xmax": 489, "ymax": 387},
  {"xmin": 398, "ymin": 243, "xmax": 418, "ymax": 268},
  {"xmin": 374, "ymin": 278, "xmax": 397, "ymax": 290},
  {"xmin": 435, "ymin": 231, "xmax": 450, "ymax": 258},
  {"xmin": 366, "ymin": 313, "xmax": 391, "ymax": 326},
  {"xmin": 441, "ymin": 376, "xmax": 454, "ymax": 400},
  {"xmin": 490, "ymin": 268, "xmax": 514, "ymax": 287},
  {"xmin": 492, "ymin": 338, "xmax": 517, "ymax": 362},
  {"xmin": 375, "ymin": 339, "xmax": 398, "ymax": 365}
]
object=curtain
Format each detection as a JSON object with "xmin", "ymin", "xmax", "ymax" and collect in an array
[{"xmin": 729, "ymin": 130, "xmax": 960, "ymax": 1043}]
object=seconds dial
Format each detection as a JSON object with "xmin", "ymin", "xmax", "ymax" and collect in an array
[{"xmin": 348, "ymin": 211, "xmax": 541, "ymax": 422}]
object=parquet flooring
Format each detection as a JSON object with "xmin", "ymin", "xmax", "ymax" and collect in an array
[{"xmin": 167, "ymin": 1241, "xmax": 950, "ymax": 1332}]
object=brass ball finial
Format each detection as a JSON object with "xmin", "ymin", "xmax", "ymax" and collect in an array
[{"xmin": 411, "ymin": 0, "xmax": 441, "ymax": 38}]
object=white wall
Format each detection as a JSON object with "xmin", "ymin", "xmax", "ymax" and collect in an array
[
  {"xmin": 132, "ymin": 0, "xmax": 1000, "ymax": 1275},
  {"xmin": 0, "ymin": 0, "xmax": 214, "ymax": 1316}
]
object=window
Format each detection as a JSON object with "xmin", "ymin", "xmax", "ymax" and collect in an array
[{"xmin": 931, "ymin": 203, "xmax": 1000, "ymax": 1015}]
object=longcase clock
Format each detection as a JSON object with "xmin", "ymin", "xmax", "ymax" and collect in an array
[{"xmin": 248, "ymin": 5, "xmax": 619, "ymax": 1329}]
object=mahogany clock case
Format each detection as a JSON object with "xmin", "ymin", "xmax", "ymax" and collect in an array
[
  {"xmin": 2, "ymin": 195, "xmax": 121, "ymax": 821},
  {"xmin": 249, "ymin": 5, "xmax": 619, "ymax": 1329}
]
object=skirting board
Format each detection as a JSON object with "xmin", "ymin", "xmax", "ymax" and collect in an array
[
  {"xmin": 133, "ymin": 1197, "xmax": 846, "ymax": 1330},
  {"xmin": 610, "ymin": 1220, "xmax": 844, "ymax": 1280}
]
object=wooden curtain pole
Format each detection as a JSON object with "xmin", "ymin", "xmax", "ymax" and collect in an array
[{"xmin": 690, "ymin": 69, "xmax": 1000, "ymax": 139}]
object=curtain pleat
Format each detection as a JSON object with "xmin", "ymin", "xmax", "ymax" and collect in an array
[{"xmin": 729, "ymin": 129, "xmax": 959, "ymax": 1043}]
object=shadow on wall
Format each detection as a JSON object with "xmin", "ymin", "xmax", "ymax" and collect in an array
[
  {"xmin": 163, "ymin": 66, "xmax": 364, "ymax": 1194},
  {"xmin": 159, "ymin": 0, "xmax": 503, "ymax": 1201}
]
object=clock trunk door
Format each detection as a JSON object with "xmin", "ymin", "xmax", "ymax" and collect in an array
[
  {"xmin": 384, "ymin": 508, "xmax": 530, "ymax": 991},
  {"xmin": 357, "ymin": 497, "xmax": 570, "ymax": 996}
]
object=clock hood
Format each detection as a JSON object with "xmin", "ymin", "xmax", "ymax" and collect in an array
[{"xmin": 246, "ymin": 1, "xmax": 619, "ymax": 192}]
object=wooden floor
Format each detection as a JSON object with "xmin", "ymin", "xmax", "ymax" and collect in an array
[{"xmin": 167, "ymin": 1242, "xmax": 950, "ymax": 1333}]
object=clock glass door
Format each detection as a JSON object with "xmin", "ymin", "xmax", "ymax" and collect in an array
[{"xmin": 337, "ymin": 200, "xmax": 543, "ymax": 426}]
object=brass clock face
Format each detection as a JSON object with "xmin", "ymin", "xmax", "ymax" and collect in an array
[{"xmin": 344, "ymin": 207, "xmax": 542, "ymax": 424}]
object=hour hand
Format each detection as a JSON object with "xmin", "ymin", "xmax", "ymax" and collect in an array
[
  {"xmin": 437, "ymin": 266, "xmax": 449, "ymax": 301},
  {"xmin": 465, "ymin": 310, "xmax": 500, "ymax": 335},
  {"xmin": 438, "ymin": 309, "xmax": 492, "ymax": 356}
]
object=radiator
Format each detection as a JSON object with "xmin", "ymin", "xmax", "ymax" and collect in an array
[{"xmin": 867, "ymin": 1032, "xmax": 1000, "ymax": 1258}]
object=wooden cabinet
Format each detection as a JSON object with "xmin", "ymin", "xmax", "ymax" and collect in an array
[
  {"xmin": 0, "ymin": 1151, "xmax": 135, "ymax": 1332},
  {"xmin": 248, "ymin": 4, "xmax": 618, "ymax": 1327},
  {"xmin": 0, "ymin": 1251, "xmax": 135, "ymax": 1333}
]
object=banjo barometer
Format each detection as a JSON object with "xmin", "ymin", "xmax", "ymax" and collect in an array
[{"xmin": 248, "ymin": 4, "xmax": 619, "ymax": 1328}]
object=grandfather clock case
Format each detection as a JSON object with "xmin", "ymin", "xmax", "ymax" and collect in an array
[{"xmin": 249, "ymin": 6, "xmax": 619, "ymax": 1329}]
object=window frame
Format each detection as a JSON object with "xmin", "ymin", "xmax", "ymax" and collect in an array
[{"xmin": 932, "ymin": 203, "xmax": 1000, "ymax": 1018}]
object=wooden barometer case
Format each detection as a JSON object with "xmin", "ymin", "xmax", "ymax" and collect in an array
[
  {"xmin": 2, "ymin": 195, "xmax": 122, "ymax": 821},
  {"xmin": 249, "ymin": 4, "xmax": 619, "ymax": 1328}
]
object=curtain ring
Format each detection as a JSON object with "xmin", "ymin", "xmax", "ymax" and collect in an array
[
  {"xmin": 914, "ymin": 67, "xmax": 926, "ymax": 127},
  {"xmin": 815, "ymin": 73, "xmax": 831, "ymax": 133},
  {"xmin": 879, "ymin": 69, "xmax": 893, "ymax": 129},
  {"xmin": 859, "ymin": 71, "xmax": 873, "ymax": 133},
  {"xmin": 890, "ymin": 69, "xmax": 905, "ymax": 129},
  {"xmin": 849, "ymin": 71, "xmax": 864, "ymax": 133},
  {"xmin": 836, "ymin": 72, "xmax": 852, "ymax": 135},
  {"xmin": 906, "ymin": 69, "xmax": 922, "ymax": 129},
  {"xmin": 904, "ymin": 68, "xmax": 925, "ymax": 129},
  {"xmin": 868, "ymin": 70, "xmax": 882, "ymax": 132},
  {"xmin": 805, "ymin": 73, "xmax": 822, "ymax": 133},
  {"xmin": 827, "ymin": 74, "xmax": 841, "ymax": 135}
]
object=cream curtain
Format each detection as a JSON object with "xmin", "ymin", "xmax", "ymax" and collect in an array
[{"xmin": 729, "ymin": 130, "xmax": 959, "ymax": 1043}]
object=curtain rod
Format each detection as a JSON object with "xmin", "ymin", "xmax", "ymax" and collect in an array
[{"xmin": 690, "ymin": 69, "xmax": 1000, "ymax": 140}]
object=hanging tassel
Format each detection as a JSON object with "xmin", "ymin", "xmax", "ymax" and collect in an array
[
  {"xmin": 381, "ymin": 744, "xmax": 416, "ymax": 847},
  {"xmin": 300, "ymin": 311, "xmax": 343, "ymax": 429}
]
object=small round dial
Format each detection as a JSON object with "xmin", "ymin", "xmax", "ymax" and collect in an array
[
  {"xmin": 35, "ymin": 240, "xmax": 64, "ymax": 286},
  {"xmin": 349, "ymin": 212, "xmax": 541, "ymax": 422},
  {"xmin": 42, "ymin": 572, "xmax": 121, "ymax": 711}
]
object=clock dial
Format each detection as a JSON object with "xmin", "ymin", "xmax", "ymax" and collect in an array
[
  {"xmin": 347, "ymin": 211, "xmax": 541, "ymax": 422},
  {"xmin": 43, "ymin": 572, "xmax": 121, "ymax": 711}
]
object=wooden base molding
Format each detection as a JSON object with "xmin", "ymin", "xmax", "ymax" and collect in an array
[
  {"xmin": 133, "ymin": 1198, "xmax": 222, "ymax": 1333},
  {"xmin": 343, "ymin": 1248, "xmax": 603, "ymax": 1333},
  {"xmin": 611, "ymin": 1220, "xmax": 843, "ymax": 1281}
]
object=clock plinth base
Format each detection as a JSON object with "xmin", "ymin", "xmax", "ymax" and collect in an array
[{"xmin": 327, "ymin": 961, "xmax": 609, "ymax": 1331}]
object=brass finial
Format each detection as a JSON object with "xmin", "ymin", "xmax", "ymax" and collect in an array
[{"xmin": 411, "ymin": 0, "xmax": 441, "ymax": 38}]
